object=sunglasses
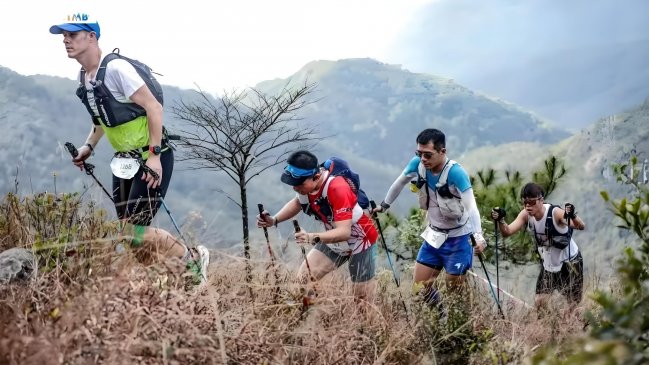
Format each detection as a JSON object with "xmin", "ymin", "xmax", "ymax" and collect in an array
[
  {"xmin": 415, "ymin": 150, "xmax": 436, "ymax": 159},
  {"xmin": 522, "ymin": 197, "xmax": 541, "ymax": 206}
]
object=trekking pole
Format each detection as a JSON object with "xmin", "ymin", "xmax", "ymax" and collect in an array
[
  {"xmin": 259, "ymin": 203, "xmax": 281, "ymax": 302},
  {"xmin": 565, "ymin": 206, "xmax": 575, "ymax": 293},
  {"xmin": 158, "ymin": 196, "xmax": 186, "ymax": 242},
  {"xmin": 567, "ymin": 214, "xmax": 571, "ymax": 262},
  {"xmin": 293, "ymin": 219, "xmax": 317, "ymax": 309},
  {"xmin": 132, "ymin": 154, "xmax": 187, "ymax": 241},
  {"xmin": 369, "ymin": 200, "xmax": 400, "ymax": 286},
  {"xmin": 64, "ymin": 142, "xmax": 114, "ymax": 202},
  {"xmin": 369, "ymin": 200, "xmax": 409, "ymax": 317},
  {"xmin": 258, "ymin": 203, "xmax": 277, "ymax": 262},
  {"xmin": 293, "ymin": 220, "xmax": 315, "ymax": 283},
  {"xmin": 493, "ymin": 216, "xmax": 501, "ymax": 303},
  {"xmin": 471, "ymin": 235, "xmax": 505, "ymax": 318}
]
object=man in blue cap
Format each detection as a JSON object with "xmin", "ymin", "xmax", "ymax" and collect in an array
[
  {"xmin": 50, "ymin": 14, "xmax": 210, "ymax": 286},
  {"xmin": 50, "ymin": 21, "xmax": 100, "ymax": 39},
  {"xmin": 256, "ymin": 150, "xmax": 379, "ymax": 302}
]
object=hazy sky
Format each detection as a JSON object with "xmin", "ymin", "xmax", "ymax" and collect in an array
[
  {"xmin": 3, "ymin": 0, "xmax": 647, "ymax": 127},
  {"xmin": 1, "ymin": 0, "xmax": 429, "ymax": 94},
  {"xmin": 393, "ymin": 0, "xmax": 648, "ymax": 84},
  {"xmin": 389, "ymin": 0, "xmax": 649, "ymax": 127}
]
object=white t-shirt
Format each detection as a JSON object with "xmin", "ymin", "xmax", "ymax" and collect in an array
[
  {"xmin": 79, "ymin": 57, "xmax": 145, "ymax": 117},
  {"xmin": 527, "ymin": 203, "xmax": 579, "ymax": 272}
]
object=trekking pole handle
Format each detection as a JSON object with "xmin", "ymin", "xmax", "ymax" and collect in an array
[
  {"xmin": 132, "ymin": 155, "xmax": 160, "ymax": 181},
  {"xmin": 64, "ymin": 142, "xmax": 79, "ymax": 158},
  {"xmin": 292, "ymin": 219, "xmax": 301, "ymax": 233},
  {"xmin": 258, "ymin": 203, "xmax": 270, "ymax": 222},
  {"xmin": 369, "ymin": 200, "xmax": 383, "ymax": 228},
  {"xmin": 65, "ymin": 142, "xmax": 95, "ymax": 175}
]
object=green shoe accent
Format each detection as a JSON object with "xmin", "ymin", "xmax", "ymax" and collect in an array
[
  {"xmin": 186, "ymin": 260, "xmax": 203, "ymax": 286},
  {"xmin": 132, "ymin": 224, "xmax": 146, "ymax": 247}
]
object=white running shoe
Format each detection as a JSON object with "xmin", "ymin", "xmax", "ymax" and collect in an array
[{"xmin": 195, "ymin": 245, "xmax": 210, "ymax": 285}]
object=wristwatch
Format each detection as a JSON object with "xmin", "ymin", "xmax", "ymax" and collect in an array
[
  {"xmin": 312, "ymin": 235, "xmax": 321, "ymax": 244},
  {"xmin": 149, "ymin": 145, "xmax": 162, "ymax": 155}
]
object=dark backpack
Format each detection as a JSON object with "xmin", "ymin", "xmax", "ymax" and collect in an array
[
  {"xmin": 77, "ymin": 48, "xmax": 164, "ymax": 127},
  {"xmin": 321, "ymin": 157, "xmax": 370, "ymax": 209},
  {"xmin": 544, "ymin": 204, "xmax": 573, "ymax": 249}
]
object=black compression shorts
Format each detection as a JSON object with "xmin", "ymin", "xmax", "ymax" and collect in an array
[{"xmin": 112, "ymin": 148, "xmax": 174, "ymax": 226}]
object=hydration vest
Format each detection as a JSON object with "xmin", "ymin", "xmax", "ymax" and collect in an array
[
  {"xmin": 413, "ymin": 159, "xmax": 464, "ymax": 220},
  {"xmin": 528, "ymin": 204, "xmax": 572, "ymax": 250},
  {"xmin": 76, "ymin": 49, "xmax": 164, "ymax": 128}
]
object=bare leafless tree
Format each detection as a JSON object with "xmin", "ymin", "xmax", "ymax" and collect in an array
[{"xmin": 170, "ymin": 81, "xmax": 321, "ymax": 264}]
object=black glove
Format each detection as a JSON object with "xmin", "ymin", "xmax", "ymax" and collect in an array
[
  {"xmin": 491, "ymin": 207, "xmax": 506, "ymax": 222},
  {"xmin": 564, "ymin": 203, "xmax": 577, "ymax": 220}
]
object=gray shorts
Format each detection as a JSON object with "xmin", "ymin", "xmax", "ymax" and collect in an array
[{"xmin": 314, "ymin": 243, "xmax": 377, "ymax": 282}]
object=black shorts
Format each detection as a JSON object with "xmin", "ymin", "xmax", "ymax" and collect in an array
[
  {"xmin": 314, "ymin": 243, "xmax": 377, "ymax": 282},
  {"xmin": 112, "ymin": 148, "xmax": 173, "ymax": 226},
  {"xmin": 535, "ymin": 251, "xmax": 583, "ymax": 304}
]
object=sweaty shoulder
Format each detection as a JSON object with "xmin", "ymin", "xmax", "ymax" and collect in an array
[
  {"xmin": 402, "ymin": 156, "xmax": 420, "ymax": 177},
  {"xmin": 447, "ymin": 162, "xmax": 471, "ymax": 192}
]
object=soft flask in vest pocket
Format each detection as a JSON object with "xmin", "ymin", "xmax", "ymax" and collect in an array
[
  {"xmin": 436, "ymin": 184, "xmax": 464, "ymax": 220},
  {"xmin": 410, "ymin": 179, "xmax": 429, "ymax": 210}
]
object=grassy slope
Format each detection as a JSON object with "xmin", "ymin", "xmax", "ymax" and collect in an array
[{"xmin": 0, "ymin": 194, "xmax": 591, "ymax": 364}]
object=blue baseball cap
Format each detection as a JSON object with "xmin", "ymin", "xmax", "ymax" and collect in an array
[{"xmin": 49, "ymin": 14, "xmax": 100, "ymax": 39}]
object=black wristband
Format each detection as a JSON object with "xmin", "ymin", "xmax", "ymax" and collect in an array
[
  {"xmin": 380, "ymin": 201, "xmax": 390, "ymax": 210},
  {"xmin": 85, "ymin": 143, "xmax": 94, "ymax": 152}
]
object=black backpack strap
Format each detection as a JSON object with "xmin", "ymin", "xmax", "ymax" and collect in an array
[
  {"xmin": 95, "ymin": 53, "xmax": 120, "ymax": 84},
  {"xmin": 545, "ymin": 204, "xmax": 573, "ymax": 248},
  {"xmin": 78, "ymin": 68, "xmax": 101, "ymax": 126},
  {"xmin": 544, "ymin": 204, "xmax": 555, "ymax": 240}
]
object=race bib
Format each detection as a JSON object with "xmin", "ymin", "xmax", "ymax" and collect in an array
[
  {"xmin": 420, "ymin": 226, "xmax": 448, "ymax": 249},
  {"xmin": 110, "ymin": 157, "xmax": 139, "ymax": 179}
]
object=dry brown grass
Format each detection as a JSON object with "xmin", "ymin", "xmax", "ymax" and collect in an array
[{"xmin": 0, "ymin": 193, "xmax": 595, "ymax": 364}]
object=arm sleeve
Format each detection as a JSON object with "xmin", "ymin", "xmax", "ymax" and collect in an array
[
  {"xmin": 383, "ymin": 174, "xmax": 413, "ymax": 205},
  {"xmin": 383, "ymin": 156, "xmax": 419, "ymax": 205},
  {"xmin": 461, "ymin": 188, "xmax": 482, "ymax": 234}
]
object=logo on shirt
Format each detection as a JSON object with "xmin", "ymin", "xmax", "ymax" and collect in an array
[{"xmin": 335, "ymin": 207, "xmax": 352, "ymax": 214}]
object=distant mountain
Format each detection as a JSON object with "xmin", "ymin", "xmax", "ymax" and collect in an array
[
  {"xmin": 256, "ymin": 58, "xmax": 569, "ymax": 164},
  {"xmin": 1, "ymin": 60, "xmax": 572, "ymax": 247}
]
